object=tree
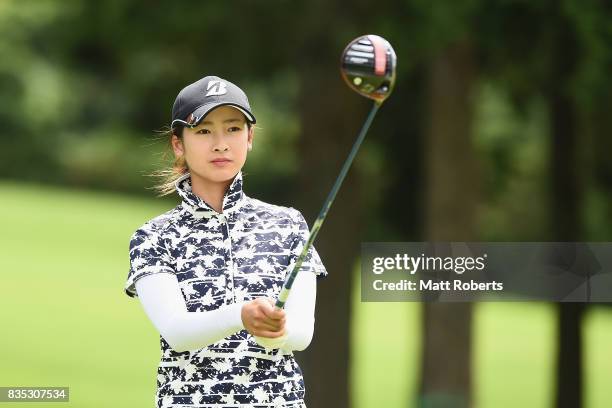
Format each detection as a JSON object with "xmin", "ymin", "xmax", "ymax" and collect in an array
[{"xmin": 419, "ymin": 41, "xmax": 480, "ymax": 408}]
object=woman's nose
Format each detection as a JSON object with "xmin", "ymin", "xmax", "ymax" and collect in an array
[
  {"xmin": 213, "ymin": 144, "xmax": 229, "ymax": 152},
  {"xmin": 212, "ymin": 135, "xmax": 230, "ymax": 152}
]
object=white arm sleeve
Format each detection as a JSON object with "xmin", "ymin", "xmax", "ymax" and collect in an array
[
  {"xmin": 254, "ymin": 271, "xmax": 317, "ymax": 352},
  {"xmin": 134, "ymin": 273, "xmax": 246, "ymax": 352}
]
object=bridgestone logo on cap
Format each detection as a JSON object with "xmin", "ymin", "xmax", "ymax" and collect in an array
[{"xmin": 206, "ymin": 81, "xmax": 228, "ymax": 97}]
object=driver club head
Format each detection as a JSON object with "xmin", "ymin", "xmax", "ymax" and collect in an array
[{"xmin": 340, "ymin": 34, "xmax": 397, "ymax": 104}]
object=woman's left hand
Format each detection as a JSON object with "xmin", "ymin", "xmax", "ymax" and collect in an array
[{"xmin": 253, "ymin": 298, "xmax": 289, "ymax": 349}]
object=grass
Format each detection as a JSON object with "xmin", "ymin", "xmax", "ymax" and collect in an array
[{"xmin": 1, "ymin": 180, "xmax": 611, "ymax": 407}]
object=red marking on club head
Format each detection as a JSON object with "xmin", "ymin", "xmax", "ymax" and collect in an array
[{"xmin": 369, "ymin": 35, "xmax": 387, "ymax": 76}]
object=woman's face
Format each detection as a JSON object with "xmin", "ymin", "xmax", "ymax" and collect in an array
[{"xmin": 172, "ymin": 105, "xmax": 253, "ymax": 184}]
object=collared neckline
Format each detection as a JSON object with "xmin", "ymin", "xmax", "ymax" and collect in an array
[{"xmin": 175, "ymin": 171, "xmax": 244, "ymax": 219}]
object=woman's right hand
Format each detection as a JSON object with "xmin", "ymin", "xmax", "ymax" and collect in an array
[{"xmin": 241, "ymin": 297, "xmax": 286, "ymax": 338}]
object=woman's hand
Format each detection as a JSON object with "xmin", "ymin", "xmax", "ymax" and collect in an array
[{"xmin": 241, "ymin": 297, "xmax": 286, "ymax": 338}]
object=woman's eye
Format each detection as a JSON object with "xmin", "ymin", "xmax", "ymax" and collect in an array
[
  {"xmin": 228, "ymin": 127, "xmax": 241, "ymax": 132},
  {"xmin": 196, "ymin": 129, "xmax": 211, "ymax": 134}
]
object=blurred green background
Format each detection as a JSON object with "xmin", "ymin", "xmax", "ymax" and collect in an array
[{"xmin": 1, "ymin": 1, "xmax": 611, "ymax": 407}]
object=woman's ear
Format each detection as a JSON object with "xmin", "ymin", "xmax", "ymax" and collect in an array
[
  {"xmin": 171, "ymin": 134, "xmax": 184, "ymax": 156},
  {"xmin": 247, "ymin": 126, "xmax": 254, "ymax": 151}
]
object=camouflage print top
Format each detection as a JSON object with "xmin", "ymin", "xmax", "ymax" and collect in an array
[{"xmin": 125, "ymin": 171, "xmax": 328, "ymax": 408}]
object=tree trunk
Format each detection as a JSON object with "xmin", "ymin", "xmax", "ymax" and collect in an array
[
  {"xmin": 419, "ymin": 41, "xmax": 478, "ymax": 408},
  {"xmin": 551, "ymin": 91, "xmax": 584, "ymax": 408},
  {"xmin": 548, "ymin": 16, "xmax": 584, "ymax": 408}
]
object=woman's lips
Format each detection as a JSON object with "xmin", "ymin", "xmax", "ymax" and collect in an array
[{"xmin": 211, "ymin": 159, "xmax": 232, "ymax": 166}]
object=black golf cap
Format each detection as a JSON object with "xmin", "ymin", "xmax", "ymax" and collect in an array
[{"xmin": 171, "ymin": 75, "xmax": 256, "ymax": 129}]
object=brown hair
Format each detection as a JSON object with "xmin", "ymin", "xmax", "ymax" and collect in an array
[{"xmin": 145, "ymin": 126, "xmax": 187, "ymax": 197}]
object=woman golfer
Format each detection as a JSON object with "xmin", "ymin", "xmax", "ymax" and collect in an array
[{"xmin": 124, "ymin": 75, "xmax": 328, "ymax": 408}]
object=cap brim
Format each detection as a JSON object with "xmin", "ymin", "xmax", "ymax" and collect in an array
[{"xmin": 172, "ymin": 102, "xmax": 256, "ymax": 128}]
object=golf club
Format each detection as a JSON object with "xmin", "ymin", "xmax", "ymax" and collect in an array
[{"xmin": 275, "ymin": 34, "xmax": 397, "ymax": 308}]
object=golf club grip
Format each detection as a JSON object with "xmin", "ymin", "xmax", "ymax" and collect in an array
[{"xmin": 275, "ymin": 102, "xmax": 381, "ymax": 309}]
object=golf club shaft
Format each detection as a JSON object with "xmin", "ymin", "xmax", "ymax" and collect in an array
[{"xmin": 275, "ymin": 101, "xmax": 382, "ymax": 308}]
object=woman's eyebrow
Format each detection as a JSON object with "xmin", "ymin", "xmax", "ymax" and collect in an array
[{"xmin": 200, "ymin": 118, "xmax": 244, "ymax": 125}]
